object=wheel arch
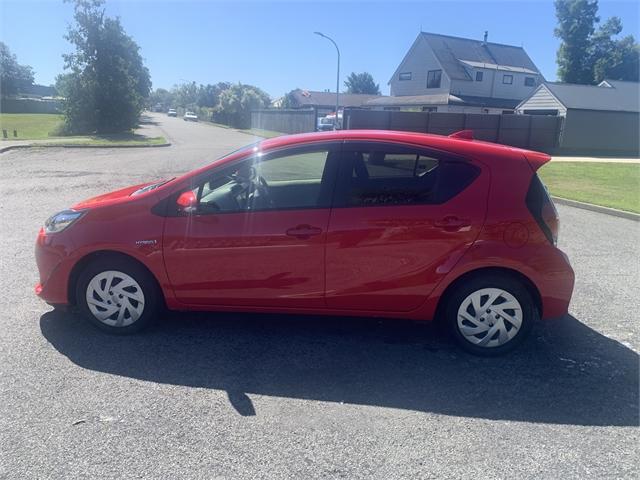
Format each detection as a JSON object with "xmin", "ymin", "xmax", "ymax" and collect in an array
[
  {"xmin": 434, "ymin": 266, "xmax": 542, "ymax": 322},
  {"xmin": 67, "ymin": 250, "xmax": 166, "ymax": 307}
]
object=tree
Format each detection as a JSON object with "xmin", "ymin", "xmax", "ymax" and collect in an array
[
  {"xmin": 172, "ymin": 81, "xmax": 199, "ymax": 110},
  {"xmin": 54, "ymin": 73, "xmax": 73, "ymax": 98},
  {"xmin": 554, "ymin": 0, "xmax": 599, "ymax": 84},
  {"xmin": 591, "ymin": 17, "xmax": 639, "ymax": 82},
  {"xmin": 344, "ymin": 72, "xmax": 380, "ymax": 95},
  {"xmin": 213, "ymin": 83, "xmax": 270, "ymax": 128},
  {"xmin": 0, "ymin": 42, "xmax": 34, "ymax": 96},
  {"xmin": 278, "ymin": 89, "xmax": 300, "ymax": 109},
  {"xmin": 197, "ymin": 82, "xmax": 230, "ymax": 108},
  {"xmin": 61, "ymin": 0, "xmax": 151, "ymax": 134},
  {"xmin": 555, "ymin": 0, "xmax": 639, "ymax": 84},
  {"xmin": 148, "ymin": 87, "xmax": 172, "ymax": 110}
]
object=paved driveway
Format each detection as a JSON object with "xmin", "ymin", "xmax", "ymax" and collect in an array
[{"xmin": 1, "ymin": 115, "xmax": 638, "ymax": 479}]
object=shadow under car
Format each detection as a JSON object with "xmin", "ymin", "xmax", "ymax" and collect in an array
[{"xmin": 40, "ymin": 310, "xmax": 638, "ymax": 425}]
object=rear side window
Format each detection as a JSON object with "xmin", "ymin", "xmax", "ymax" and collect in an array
[{"xmin": 335, "ymin": 144, "xmax": 479, "ymax": 207}]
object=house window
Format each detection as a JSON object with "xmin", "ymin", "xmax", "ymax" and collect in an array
[
  {"xmin": 525, "ymin": 76, "xmax": 535, "ymax": 86},
  {"xmin": 422, "ymin": 106, "xmax": 437, "ymax": 112},
  {"xmin": 383, "ymin": 106, "xmax": 401, "ymax": 111},
  {"xmin": 427, "ymin": 70, "xmax": 442, "ymax": 89},
  {"xmin": 502, "ymin": 75, "xmax": 513, "ymax": 85},
  {"xmin": 399, "ymin": 72, "xmax": 412, "ymax": 81},
  {"xmin": 475, "ymin": 71, "xmax": 483, "ymax": 82}
]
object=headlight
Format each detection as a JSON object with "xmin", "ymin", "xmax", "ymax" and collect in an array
[{"xmin": 44, "ymin": 210, "xmax": 85, "ymax": 234}]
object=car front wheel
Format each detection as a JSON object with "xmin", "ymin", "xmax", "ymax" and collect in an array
[
  {"xmin": 445, "ymin": 274, "xmax": 536, "ymax": 355},
  {"xmin": 76, "ymin": 256, "xmax": 160, "ymax": 334}
]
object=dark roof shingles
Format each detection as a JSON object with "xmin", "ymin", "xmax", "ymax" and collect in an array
[
  {"xmin": 421, "ymin": 32, "xmax": 540, "ymax": 81},
  {"xmin": 545, "ymin": 81, "xmax": 639, "ymax": 113}
]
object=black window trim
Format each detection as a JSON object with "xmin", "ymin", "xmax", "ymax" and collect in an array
[
  {"xmin": 524, "ymin": 76, "xmax": 535, "ymax": 86},
  {"xmin": 153, "ymin": 141, "xmax": 343, "ymax": 217},
  {"xmin": 331, "ymin": 140, "xmax": 480, "ymax": 209},
  {"xmin": 502, "ymin": 74, "xmax": 513, "ymax": 84},
  {"xmin": 475, "ymin": 71, "xmax": 483, "ymax": 82}
]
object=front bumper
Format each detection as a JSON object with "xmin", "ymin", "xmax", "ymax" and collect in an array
[{"xmin": 35, "ymin": 227, "xmax": 74, "ymax": 305}]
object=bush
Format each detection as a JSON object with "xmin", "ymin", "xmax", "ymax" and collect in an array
[{"xmin": 214, "ymin": 84, "xmax": 270, "ymax": 129}]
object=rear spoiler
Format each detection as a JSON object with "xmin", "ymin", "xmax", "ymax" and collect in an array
[
  {"xmin": 523, "ymin": 151, "xmax": 551, "ymax": 172},
  {"xmin": 449, "ymin": 130, "xmax": 474, "ymax": 140},
  {"xmin": 448, "ymin": 130, "xmax": 551, "ymax": 171}
]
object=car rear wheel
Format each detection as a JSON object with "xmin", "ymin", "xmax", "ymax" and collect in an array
[
  {"xmin": 76, "ymin": 256, "xmax": 160, "ymax": 334},
  {"xmin": 445, "ymin": 274, "xmax": 536, "ymax": 355}
]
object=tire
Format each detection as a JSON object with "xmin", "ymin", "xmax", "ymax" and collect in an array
[
  {"xmin": 76, "ymin": 256, "xmax": 160, "ymax": 334},
  {"xmin": 445, "ymin": 273, "xmax": 537, "ymax": 356}
]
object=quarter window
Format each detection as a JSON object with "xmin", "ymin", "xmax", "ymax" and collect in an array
[
  {"xmin": 475, "ymin": 71, "xmax": 483, "ymax": 81},
  {"xmin": 399, "ymin": 72, "xmax": 412, "ymax": 81},
  {"xmin": 503, "ymin": 74, "xmax": 513, "ymax": 84},
  {"xmin": 427, "ymin": 69, "xmax": 442, "ymax": 88}
]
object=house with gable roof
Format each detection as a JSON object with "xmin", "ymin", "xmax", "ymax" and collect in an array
[{"xmin": 365, "ymin": 32, "xmax": 544, "ymax": 114}]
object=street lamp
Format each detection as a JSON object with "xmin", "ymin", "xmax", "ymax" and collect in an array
[{"xmin": 314, "ymin": 31, "xmax": 340, "ymax": 129}]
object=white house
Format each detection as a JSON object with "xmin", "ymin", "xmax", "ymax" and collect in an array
[{"xmin": 366, "ymin": 32, "xmax": 544, "ymax": 113}]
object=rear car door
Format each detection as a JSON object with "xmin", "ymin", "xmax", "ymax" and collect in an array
[
  {"xmin": 325, "ymin": 141, "xmax": 489, "ymax": 312},
  {"xmin": 162, "ymin": 143, "xmax": 340, "ymax": 308}
]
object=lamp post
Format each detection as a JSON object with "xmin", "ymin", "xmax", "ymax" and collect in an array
[{"xmin": 314, "ymin": 31, "xmax": 340, "ymax": 129}]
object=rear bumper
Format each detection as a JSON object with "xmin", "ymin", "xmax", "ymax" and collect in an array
[{"xmin": 537, "ymin": 247, "xmax": 575, "ymax": 319}]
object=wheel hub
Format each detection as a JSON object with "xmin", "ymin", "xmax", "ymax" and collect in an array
[
  {"xmin": 85, "ymin": 270, "xmax": 145, "ymax": 327},
  {"xmin": 457, "ymin": 288, "xmax": 523, "ymax": 348}
]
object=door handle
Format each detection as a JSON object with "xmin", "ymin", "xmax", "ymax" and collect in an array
[
  {"xmin": 286, "ymin": 224, "xmax": 323, "ymax": 239},
  {"xmin": 434, "ymin": 216, "xmax": 471, "ymax": 231}
]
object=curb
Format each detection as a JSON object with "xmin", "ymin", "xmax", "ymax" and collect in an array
[
  {"xmin": 552, "ymin": 196, "xmax": 640, "ymax": 222},
  {"xmin": 0, "ymin": 142, "xmax": 171, "ymax": 153}
]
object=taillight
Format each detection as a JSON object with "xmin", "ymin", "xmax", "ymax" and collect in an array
[{"xmin": 526, "ymin": 174, "xmax": 559, "ymax": 245}]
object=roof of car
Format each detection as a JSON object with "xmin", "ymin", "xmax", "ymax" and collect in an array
[
  {"xmin": 259, "ymin": 129, "xmax": 532, "ymax": 159},
  {"xmin": 180, "ymin": 129, "xmax": 545, "ymax": 184}
]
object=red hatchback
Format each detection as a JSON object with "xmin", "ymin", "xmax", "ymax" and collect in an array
[{"xmin": 35, "ymin": 130, "xmax": 574, "ymax": 355}]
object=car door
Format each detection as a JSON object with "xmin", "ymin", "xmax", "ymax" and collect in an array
[
  {"xmin": 162, "ymin": 143, "xmax": 340, "ymax": 308},
  {"xmin": 325, "ymin": 141, "xmax": 489, "ymax": 312}
]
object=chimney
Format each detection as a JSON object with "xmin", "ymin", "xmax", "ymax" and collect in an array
[{"xmin": 483, "ymin": 31, "xmax": 488, "ymax": 45}]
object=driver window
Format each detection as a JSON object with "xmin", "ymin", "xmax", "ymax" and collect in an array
[{"xmin": 194, "ymin": 148, "xmax": 330, "ymax": 213}]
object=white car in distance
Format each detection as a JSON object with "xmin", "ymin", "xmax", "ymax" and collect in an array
[{"xmin": 184, "ymin": 111, "xmax": 198, "ymax": 122}]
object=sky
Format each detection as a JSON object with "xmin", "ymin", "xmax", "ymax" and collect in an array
[{"xmin": 1, "ymin": 0, "xmax": 638, "ymax": 98}]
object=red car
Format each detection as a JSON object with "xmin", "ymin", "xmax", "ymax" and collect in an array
[{"xmin": 35, "ymin": 130, "xmax": 574, "ymax": 355}]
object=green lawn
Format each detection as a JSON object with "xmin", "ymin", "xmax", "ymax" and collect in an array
[
  {"xmin": 539, "ymin": 161, "xmax": 640, "ymax": 213},
  {"xmin": 37, "ymin": 134, "xmax": 167, "ymax": 146},
  {"xmin": 0, "ymin": 113, "xmax": 63, "ymax": 139},
  {"xmin": 0, "ymin": 113, "xmax": 166, "ymax": 146}
]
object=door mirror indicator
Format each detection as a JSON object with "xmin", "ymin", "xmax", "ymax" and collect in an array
[{"xmin": 177, "ymin": 191, "xmax": 197, "ymax": 213}]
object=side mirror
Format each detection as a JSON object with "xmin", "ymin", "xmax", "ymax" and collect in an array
[{"xmin": 176, "ymin": 190, "xmax": 197, "ymax": 213}]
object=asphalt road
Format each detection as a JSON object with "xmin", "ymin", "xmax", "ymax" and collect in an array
[{"xmin": 1, "ymin": 113, "xmax": 638, "ymax": 479}]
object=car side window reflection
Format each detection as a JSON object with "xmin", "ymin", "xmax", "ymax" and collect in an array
[
  {"xmin": 192, "ymin": 148, "xmax": 331, "ymax": 213},
  {"xmin": 337, "ymin": 146, "xmax": 479, "ymax": 207}
]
